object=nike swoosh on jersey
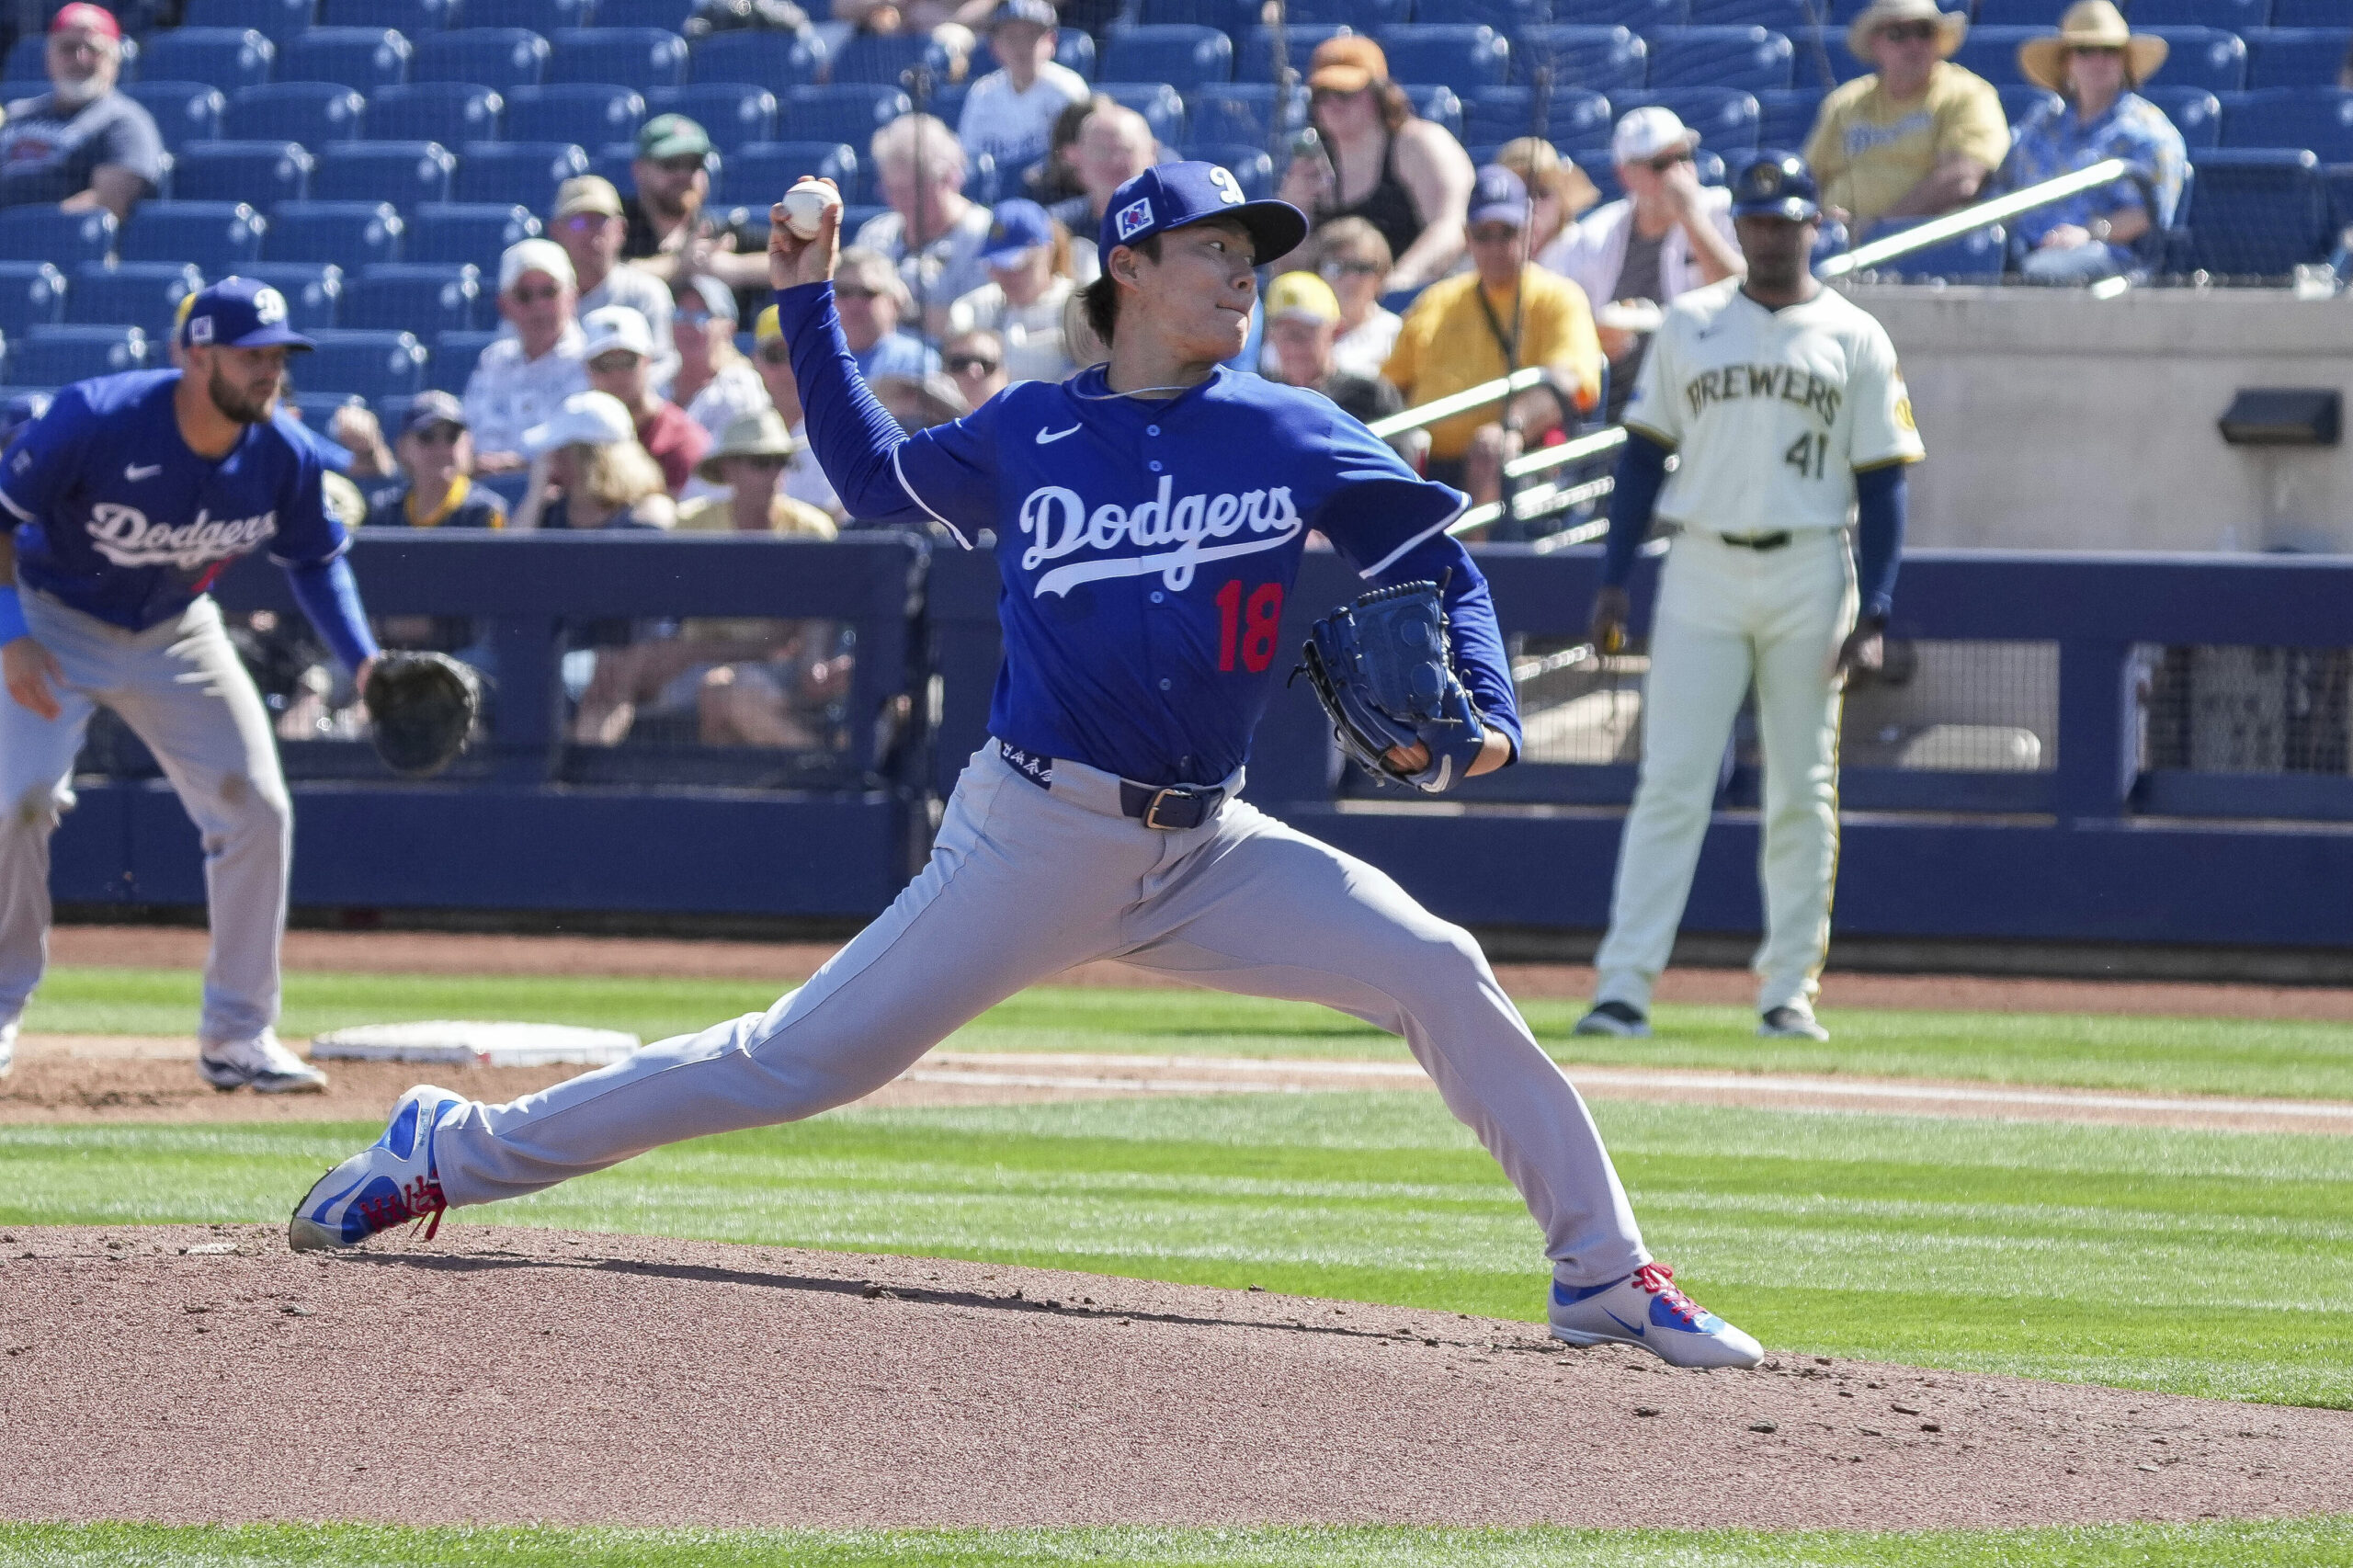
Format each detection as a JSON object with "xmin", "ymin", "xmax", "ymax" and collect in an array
[
  {"xmin": 1035, "ymin": 425, "xmax": 1081, "ymax": 445},
  {"xmin": 124, "ymin": 464, "xmax": 163, "ymax": 481}
]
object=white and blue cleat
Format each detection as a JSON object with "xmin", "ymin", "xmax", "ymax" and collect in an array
[
  {"xmin": 288, "ymin": 1084, "xmax": 466, "ymax": 1251},
  {"xmin": 1549, "ymin": 1262, "xmax": 1766, "ymax": 1369}
]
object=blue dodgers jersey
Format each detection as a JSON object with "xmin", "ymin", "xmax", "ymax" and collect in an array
[
  {"xmin": 0, "ymin": 369, "xmax": 347, "ymax": 631},
  {"xmin": 894, "ymin": 365, "xmax": 1485, "ymax": 785}
]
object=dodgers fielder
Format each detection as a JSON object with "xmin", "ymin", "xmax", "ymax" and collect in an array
[
  {"xmin": 0, "ymin": 278, "xmax": 382, "ymax": 1089},
  {"xmin": 1576, "ymin": 154, "xmax": 1920, "ymax": 1043},
  {"xmin": 291, "ymin": 162, "xmax": 1764, "ymax": 1369}
]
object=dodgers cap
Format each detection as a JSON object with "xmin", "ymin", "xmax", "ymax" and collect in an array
[
  {"xmin": 180, "ymin": 276, "xmax": 314, "ymax": 351},
  {"xmin": 1729, "ymin": 151, "xmax": 1821, "ymax": 222},
  {"xmin": 1098, "ymin": 161, "xmax": 1306, "ymax": 267}
]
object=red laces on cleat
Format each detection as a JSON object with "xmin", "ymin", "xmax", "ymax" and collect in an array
[
  {"xmin": 355, "ymin": 1175, "xmax": 447, "ymax": 1241},
  {"xmin": 1632, "ymin": 1262, "xmax": 1706, "ymax": 1326}
]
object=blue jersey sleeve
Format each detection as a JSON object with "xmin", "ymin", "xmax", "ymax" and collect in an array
[
  {"xmin": 892, "ymin": 396, "xmax": 1003, "ymax": 543},
  {"xmin": 0, "ymin": 382, "xmax": 96, "ymax": 525},
  {"xmin": 263, "ymin": 415, "xmax": 348, "ymax": 570}
]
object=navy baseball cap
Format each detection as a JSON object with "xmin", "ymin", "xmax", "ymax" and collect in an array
[
  {"xmin": 1467, "ymin": 164, "xmax": 1529, "ymax": 228},
  {"xmin": 982, "ymin": 199, "xmax": 1055, "ymax": 268},
  {"xmin": 397, "ymin": 390, "xmax": 467, "ymax": 438},
  {"xmin": 181, "ymin": 276, "xmax": 315, "ymax": 351},
  {"xmin": 1729, "ymin": 151, "xmax": 1822, "ymax": 222},
  {"xmin": 990, "ymin": 0, "xmax": 1056, "ymax": 28},
  {"xmin": 1098, "ymin": 161, "xmax": 1308, "ymax": 267}
]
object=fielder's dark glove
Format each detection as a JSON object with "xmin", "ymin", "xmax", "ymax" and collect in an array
[
  {"xmin": 363, "ymin": 651, "xmax": 483, "ymax": 778},
  {"xmin": 1292, "ymin": 579, "xmax": 1488, "ymax": 793}
]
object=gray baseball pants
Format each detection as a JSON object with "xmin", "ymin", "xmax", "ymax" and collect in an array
[
  {"xmin": 0, "ymin": 591, "xmax": 291, "ymax": 1042},
  {"xmin": 436, "ymin": 743, "xmax": 1653, "ymax": 1287}
]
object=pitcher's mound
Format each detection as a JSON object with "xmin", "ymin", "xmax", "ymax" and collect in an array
[{"xmin": 1, "ymin": 1225, "xmax": 2343, "ymax": 1530}]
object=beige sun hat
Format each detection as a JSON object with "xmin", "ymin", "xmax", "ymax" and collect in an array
[
  {"xmin": 693, "ymin": 407, "xmax": 800, "ymax": 483},
  {"xmin": 2018, "ymin": 0, "xmax": 2167, "ymax": 92},
  {"xmin": 1846, "ymin": 0, "xmax": 1968, "ymax": 62}
]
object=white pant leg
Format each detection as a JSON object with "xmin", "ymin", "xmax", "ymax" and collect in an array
[
  {"xmin": 1748, "ymin": 533, "xmax": 1856, "ymax": 1013},
  {"xmin": 1591, "ymin": 540, "xmax": 1759, "ymax": 1014},
  {"xmin": 0, "ymin": 674, "xmax": 97, "ymax": 1026},
  {"xmin": 1120, "ymin": 801, "xmax": 1649, "ymax": 1288}
]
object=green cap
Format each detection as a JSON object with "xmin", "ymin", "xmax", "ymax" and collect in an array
[{"xmin": 638, "ymin": 113, "xmax": 711, "ymax": 161}]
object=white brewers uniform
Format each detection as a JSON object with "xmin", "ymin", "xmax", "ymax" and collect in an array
[{"xmin": 1592, "ymin": 277, "xmax": 1923, "ymax": 1017}]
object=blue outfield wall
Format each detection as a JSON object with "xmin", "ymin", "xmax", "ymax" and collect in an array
[{"xmin": 44, "ymin": 532, "xmax": 2353, "ymax": 949}]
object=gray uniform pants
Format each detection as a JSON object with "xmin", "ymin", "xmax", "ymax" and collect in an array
[
  {"xmin": 0, "ymin": 592, "xmax": 290, "ymax": 1041},
  {"xmin": 437, "ymin": 744, "xmax": 1652, "ymax": 1287}
]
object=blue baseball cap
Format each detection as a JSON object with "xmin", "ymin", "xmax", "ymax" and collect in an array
[
  {"xmin": 982, "ymin": 199, "xmax": 1056, "ymax": 268},
  {"xmin": 180, "ymin": 276, "xmax": 315, "ymax": 351},
  {"xmin": 1467, "ymin": 164, "xmax": 1529, "ymax": 228},
  {"xmin": 1729, "ymin": 151, "xmax": 1822, "ymax": 222},
  {"xmin": 1098, "ymin": 161, "xmax": 1308, "ymax": 268}
]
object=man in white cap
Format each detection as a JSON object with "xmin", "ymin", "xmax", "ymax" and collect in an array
[
  {"xmin": 581, "ymin": 302, "xmax": 706, "ymax": 495},
  {"xmin": 1805, "ymin": 0, "xmax": 2007, "ymax": 235},
  {"xmin": 1547, "ymin": 108, "xmax": 1742, "ymax": 420},
  {"xmin": 464, "ymin": 239, "xmax": 589, "ymax": 472}
]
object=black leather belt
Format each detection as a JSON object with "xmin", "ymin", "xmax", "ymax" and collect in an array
[
  {"xmin": 1120, "ymin": 780, "xmax": 1225, "ymax": 831},
  {"xmin": 1716, "ymin": 531, "xmax": 1792, "ymax": 551}
]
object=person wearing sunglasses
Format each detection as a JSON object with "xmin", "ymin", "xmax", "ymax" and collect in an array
[
  {"xmin": 852, "ymin": 112, "xmax": 997, "ymax": 338},
  {"xmin": 361, "ymin": 392, "xmax": 504, "ymax": 531},
  {"xmin": 751, "ymin": 305, "xmax": 845, "ymax": 520},
  {"xmin": 2004, "ymin": 1, "xmax": 2185, "ymax": 285},
  {"xmin": 1805, "ymin": 0, "xmax": 2006, "ymax": 236},
  {"xmin": 675, "ymin": 410, "xmax": 836, "ymax": 539},
  {"xmin": 670, "ymin": 275, "xmax": 767, "ymax": 481},
  {"xmin": 942, "ymin": 327, "xmax": 1010, "ymax": 409},
  {"xmin": 947, "ymin": 199, "xmax": 1078, "ymax": 385},
  {"xmin": 1300, "ymin": 218, "xmax": 1403, "ymax": 381},
  {"xmin": 831, "ymin": 246, "xmax": 940, "ymax": 383},
  {"xmin": 582, "ymin": 304, "xmax": 707, "ymax": 497},
  {"xmin": 463, "ymin": 240, "xmax": 590, "ymax": 472},
  {"xmin": 550, "ymin": 176, "xmax": 677, "ymax": 394}
]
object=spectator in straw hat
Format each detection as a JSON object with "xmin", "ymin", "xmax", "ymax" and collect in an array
[
  {"xmin": 1804, "ymin": 0, "xmax": 2006, "ymax": 234},
  {"xmin": 2004, "ymin": 0, "xmax": 2186, "ymax": 284},
  {"xmin": 675, "ymin": 411, "xmax": 837, "ymax": 538},
  {"xmin": 1494, "ymin": 136, "xmax": 1601, "ymax": 277}
]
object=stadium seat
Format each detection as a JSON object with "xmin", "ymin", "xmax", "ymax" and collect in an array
[
  {"xmin": 2218, "ymin": 87, "xmax": 2353, "ymax": 160},
  {"xmin": 364, "ymin": 82, "xmax": 504, "ymax": 143},
  {"xmin": 1872, "ymin": 217, "xmax": 2006, "ymax": 282},
  {"xmin": 1412, "ymin": 0, "xmax": 1542, "ymax": 28},
  {"xmin": 278, "ymin": 27, "xmax": 412, "ymax": 91},
  {"xmin": 429, "ymin": 326, "xmax": 497, "ymax": 392},
  {"xmin": 183, "ymin": 0, "xmax": 315, "ymax": 44},
  {"xmin": 12, "ymin": 325, "xmax": 145, "ymax": 385},
  {"xmin": 642, "ymin": 83, "xmax": 775, "ymax": 151},
  {"xmin": 2140, "ymin": 27, "xmax": 2250, "ymax": 93},
  {"xmin": 1187, "ymin": 84, "xmax": 1305, "ymax": 149},
  {"xmin": 1094, "ymin": 82, "xmax": 1186, "ymax": 146},
  {"xmin": 125, "ymin": 82, "xmax": 230, "ymax": 153},
  {"xmin": 2127, "ymin": 0, "xmax": 2266, "ymax": 26},
  {"xmin": 1950, "ymin": 26, "xmax": 2043, "ymax": 87},
  {"xmin": 1572, "ymin": 149, "xmax": 1622, "ymax": 202},
  {"xmin": 267, "ymin": 199, "xmax": 404, "ymax": 266},
  {"xmin": 587, "ymin": 141, "xmax": 641, "ymax": 190},
  {"xmin": 452, "ymin": 141, "xmax": 591, "ymax": 208},
  {"xmin": 1510, "ymin": 26, "xmax": 1647, "ymax": 93},
  {"xmin": 547, "ymin": 28, "xmax": 691, "ymax": 92},
  {"xmin": 169, "ymin": 140, "xmax": 312, "ymax": 205},
  {"xmin": 1055, "ymin": 30, "xmax": 1095, "ymax": 79},
  {"xmin": 2141, "ymin": 85, "xmax": 2221, "ymax": 152},
  {"xmin": 415, "ymin": 29, "xmax": 550, "ymax": 90},
  {"xmin": 1953, "ymin": 0, "xmax": 2045, "ymax": 23},
  {"xmin": 1995, "ymin": 83, "xmax": 2061, "ymax": 130},
  {"xmin": 1138, "ymin": 0, "xmax": 1257, "ymax": 32},
  {"xmin": 225, "ymin": 82, "xmax": 366, "ymax": 142},
  {"xmin": 141, "ymin": 28, "xmax": 277, "ymax": 92},
  {"xmin": 301, "ymin": 327, "xmax": 427, "ymax": 399},
  {"xmin": 1, "ymin": 37, "xmax": 46, "ymax": 81},
  {"xmin": 119, "ymin": 201, "xmax": 266, "ymax": 267},
  {"xmin": 64, "ymin": 261, "xmax": 202, "ymax": 330},
  {"xmin": 827, "ymin": 30, "xmax": 954, "ymax": 87},
  {"xmin": 777, "ymin": 84, "xmax": 910, "ymax": 145},
  {"xmin": 0, "ymin": 262, "xmax": 67, "ymax": 339},
  {"xmin": 503, "ymin": 83, "xmax": 646, "ymax": 146},
  {"xmin": 2268, "ymin": 0, "xmax": 2340, "ymax": 24},
  {"xmin": 1284, "ymin": 0, "xmax": 1406, "ymax": 22},
  {"xmin": 1372, "ymin": 25, "xmax": 1510, "ymax": 92},
  {"xmin": 1615, "ymin": 87, "xmax": 1759, "ymax": 147},
  {"xmin": 1183, "ymin": 142, "xmax": 1274, "ymax": 198},
  {"xmin": 1755, "ymin": 85, "xmax": 1824, "ymax": 149},
  {"xmin": 1235, "ymin": 24, "xmax": 1351, "ymax": 85},
  {"xmin": 340, "ymin": 263, "xmax": 481, "ymax": 333},
  {"xmin": 240, "ymin": 260, "xmax": 344, "ymax": 326},
  {"xmin": 1646, "ymin": 27, "xmax": 1793, "ymax": 90},
  {"xmin": 1462, "ymin": 85, "xmax": 1617, "ymax": 152},
  {"xmin": 406, "ymin": 201, "xmax": 541, "ymax": 267},
  {"xmin": 2241, "ymin": 29, "xmax": 2353, "ymax": 91},
  {"xmin": 686, "ymin": 30, "xmax": 822, "ymax": 89},
  {"xmin": 2184, "ymin": 147, "xmax": 2327, "ymax": 276},
  {"xmin": 717, "ymin": 141, "xmax": 856, "ymax": 208},
  {"xmin": 1551, "ymin": 0, "xmax": 1687, "ymax": 24},
  {"xmin": 0, "ymin": 208, "xmax": 115, "ymax": 266},
  {"xmin": 324, "ymin": 0, "xmax": 457, "ymax": 28},
  {"xmin": 311, "ymin": 141, "xmax": 458, "ymax": 206},
  {"xmin": 593, "ymin": 0, "xmax": 691, "ymax": 27},
  {"xmin": 461, "ymin": 0, "xmax": 594, "ymax": 29},
  {"xmin": 1101, "ymin": 25, "xmax": 1233, "ymax": 91},
  {"xmin": 1399, "ymin": 83, "xmax": 1463, "ymax": 138}
]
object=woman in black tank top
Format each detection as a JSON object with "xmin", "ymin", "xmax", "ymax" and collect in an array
[{"xmin": 1324, "ymin": 131, "xmax": 1422, "ymax": 266}]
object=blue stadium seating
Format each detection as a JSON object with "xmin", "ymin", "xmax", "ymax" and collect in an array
[
  {"xmin": 1186, "ymin": 84, "xmax": 1305, "ymax": 148},
  {"xmin": 430, "ymin": 327, "xmax": 497, "ymax": 392},
  {"xmin": 1962, "ymin": 0, "xmax": 2056, "ymax": 24},
  {"xmin": 1950, "ymin": 26, "xmax": 2042, "ymax": 87},
  {"xmin": 1552, "ymin": 0, "xmax": 1686, "ymax": 24},
  {"xmin": 593, "ymin": 0, "xmax": 691, "ymax": 26},
  {"xmin": 1095, "ymin": 80, "xmax": 1187, "ymax": 144},
  {"xmin": 0, "ymin": 262, "xmax": 67, "ymax": 339},
  {"xmin": 324, "ymin": 0, "xmax": 457, "ymax": 28},
  {"xmin": 2184, "ymin": 147, "xmax": 2327, "ymax": 275},
  {"xmin": 778, "ymin": 84, "xmax": 910, "ymax": 145},
  {"xmin": 267, "ymin": 199, "xmax": 404, "ymax": 265},
  {"xmin": 311, "ymin": 141, "xmax": 457, "ymax": 206},
  {"xmin": 920, "ymin": 80, "xmax": 966, "ymax": 125},
  {"xmin": 240, "ymin": 260, "xmax": 344, "ymax": 326},
  {"xmin": 548, "ymin": 27, "xmax": 690, "ymax": 90},
  {"xmin": 1373, "ymin": 25, "xmax": 1511, "ymax": 92},
  {"xmin": 588, "ymin": 142, "xmax": 642, "ymax": 190},
  {"xmin": 504, "ymin": 83, "xmax": 646, "ymax": 145},
  {"xmin": 170, "ymin": 140, "xmax": 311, "ymax": 205},
  {"xmin": 301, "ymin": 328, "xmax": 428, "ymax": 398},
  {"xmin": 1101, "ymin": 25, "xmax": 1233, "ymax": 91},
  {"xmin": 183, "ymin": 0, "xmax": 315, "ymax": 43},
  {"xmin": 686, "ymin": 30, "xmax": 822, "ymax": 89},
  {"xmin": 0, "ymin": 209, "xmax": 115, "ymax": 266},
  {"xmin": 2140, "ymin": 27, "xmax": 2249, "ymax": 93},
  {"xmin": 2219, "ymin": 87, "xmax": 2353, "ymax": 159},
  {"xmin": 2142, "ymin": 85, "xmax": 2222, "ymax": 151},
  {"xmin": 119, "ymin": 201, "xmax": 266, "ymax": 267},
  {"xmin": 1755, "ymin": 85, "xmax": 1824, "ymax": 149},
  {"xmin": 1682, "ymin": 0, "xmax": 1819, "ymax": 33},
  {"xmin": 453, "ymin": 141, "xmax": 591, "ymax": 207},
  {"xmin": 65, "ymin": 261, "xmax": 203, "ymax": 329},
  {"xmin": 1400, "ymin": 83, "xmax": 1464, "ymax": 137},
  {"xmin": 226, "ymin": 82, "xmax": 366, "ymax": 142},
  {"xmin": 827, "ymin": 30, "xmax": 952, "ymax": 87},
  {"xmin": 2240, "ymin": 28, "xmax": 2350, "ymax": 90},
  {"xmin": 142, "ymin": 28, "xmax": 277, "ymax": 92},
  {"xmin": 1615, "ymin": 87, "xmax": 1759, "ymax": 147},
  {"xmin": 1647, "ymin": 26, "xmax": 1793, "ymax": 90},
  {"xmin": 1, "ymin": 37, "xmax": 47, "ymax": 82},
  {"xmin": 461, "ymin": 0, "xmax": 594, "ymax": 30},
  {"xmin": 1510, "ymin": 26, "xmax": 1647, "ymax": 92},
  {"xmin": 1183, "ymin": 142, "xmax": 1275, "ymax": 198},
  {"xmin": 340, "ymin": 263, "xmax": 481, "ymax": 333},
  {"xmin": 1872, "ymin": 217, "xmax": 2006, "ymax": 282},
  {"xmin": 415, "ymin": 28, "xmax": 550, "ymax": 89},
  {"xmin": 1413, "ymin": 0, "xmax": 1544, "ymax": 28},
  {"xmin": 717, "ymin": 141, "xmax": 856, "ymax": 207},
  {"xmin": 1461, "ymin": 85, "xmax": 1616, "ymax": 151},
  {"xmin": 406, "ymin": 201, "xmax": 541, "ymax": 267},
  {"xmin": 126, "ymin": 82, "xmax": 230, "ymax": 152},
  {"xmin": 12, "ymin": 325, "xmax": 146, "ymax": 383},
  {"xmin": 2126, "ymin": 0, "xmax": 2266, "ymax": 26},
  {"xmin": 365, "ymin": 82, "xmax": 504, "ymax": 142},
  {"xmin": 1236, "ymin": 24, "xmax": 1351, "ymax": 84},
  {"xmin": 1572, "ymin": 149, "xmax": 1621, "ymax": 201},
  {"xmin": 1056, "ymin": 30, "xmax": 1096, "ymax": 78},
  {"xmin": 2269, "ymin": 0, "xmax": 2344, "ymax": 24},
  {"xmin": 1282, "ymin": 0, "xmax": 1407, "ymax": 22},
  {"xmin": 278, "ymin": 27, "xmax": 412, "ymax": 91},
  {"xmin": 1995, "ymin": 83, "xmax": 2062, "ymax": 130},
  {"xmin": 643, "ymin": 83, "xmax": 775, "ymax": 150},
  {"xmin": 1138, "ymin": 0, "xmax": 1257, "ymax": 33}
]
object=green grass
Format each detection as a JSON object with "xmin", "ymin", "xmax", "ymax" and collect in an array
[
  {"xmin": 6, "ymin": 1520, "xmax": 2353, "ymax": 1568},
  {"xmin": 26, "ymin": 968, "xmax": 2353, "ymax": 1101},
  {"xmin": 6, "ymin": 1093, "xmax": 2348, "ymax": 1407}
]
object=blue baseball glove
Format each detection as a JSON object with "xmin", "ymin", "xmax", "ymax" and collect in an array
[{"xmin": 1293, "ymin": 580, "xmax": 1488, "ymax": 793}]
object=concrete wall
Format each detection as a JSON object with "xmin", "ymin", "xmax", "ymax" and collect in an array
[{"xmin": 1844, "ymin": 284, "xmax": 2353, "ymax": 553}]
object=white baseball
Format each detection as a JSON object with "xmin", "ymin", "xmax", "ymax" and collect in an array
[{"xmin": 782, "ymin": 179, "xmax": 839, "ymax": 241}]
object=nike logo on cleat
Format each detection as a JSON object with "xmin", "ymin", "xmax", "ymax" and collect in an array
[
  {"xmin": 1604, "ymin": 1310, "xmax": 1646, "ymax": 1338},
  {"xmin": 124, "ymin": 463, "xmax": 162, "ymax": 481},
  {"xmin": 1035, "ymin": 425, "xmax": 1080, "ymax": 445}
]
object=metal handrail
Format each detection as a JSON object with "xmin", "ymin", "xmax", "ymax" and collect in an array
[
  {"xmin": 1365, "ymin": 365, "xmax": 1548, "ymax": 437},
  {"xmin": 1817, "ymin": 157, "xmax": 2132, "ymax": 278}
]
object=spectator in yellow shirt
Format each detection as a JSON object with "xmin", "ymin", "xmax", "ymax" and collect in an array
[
  {"xmin": 1804, "ymin": 0, "xmax": 2008, "ymax": 235},
  {"xmin": 1381, "ymin": 165, "xmax": 1602, "ymax": 506}
]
